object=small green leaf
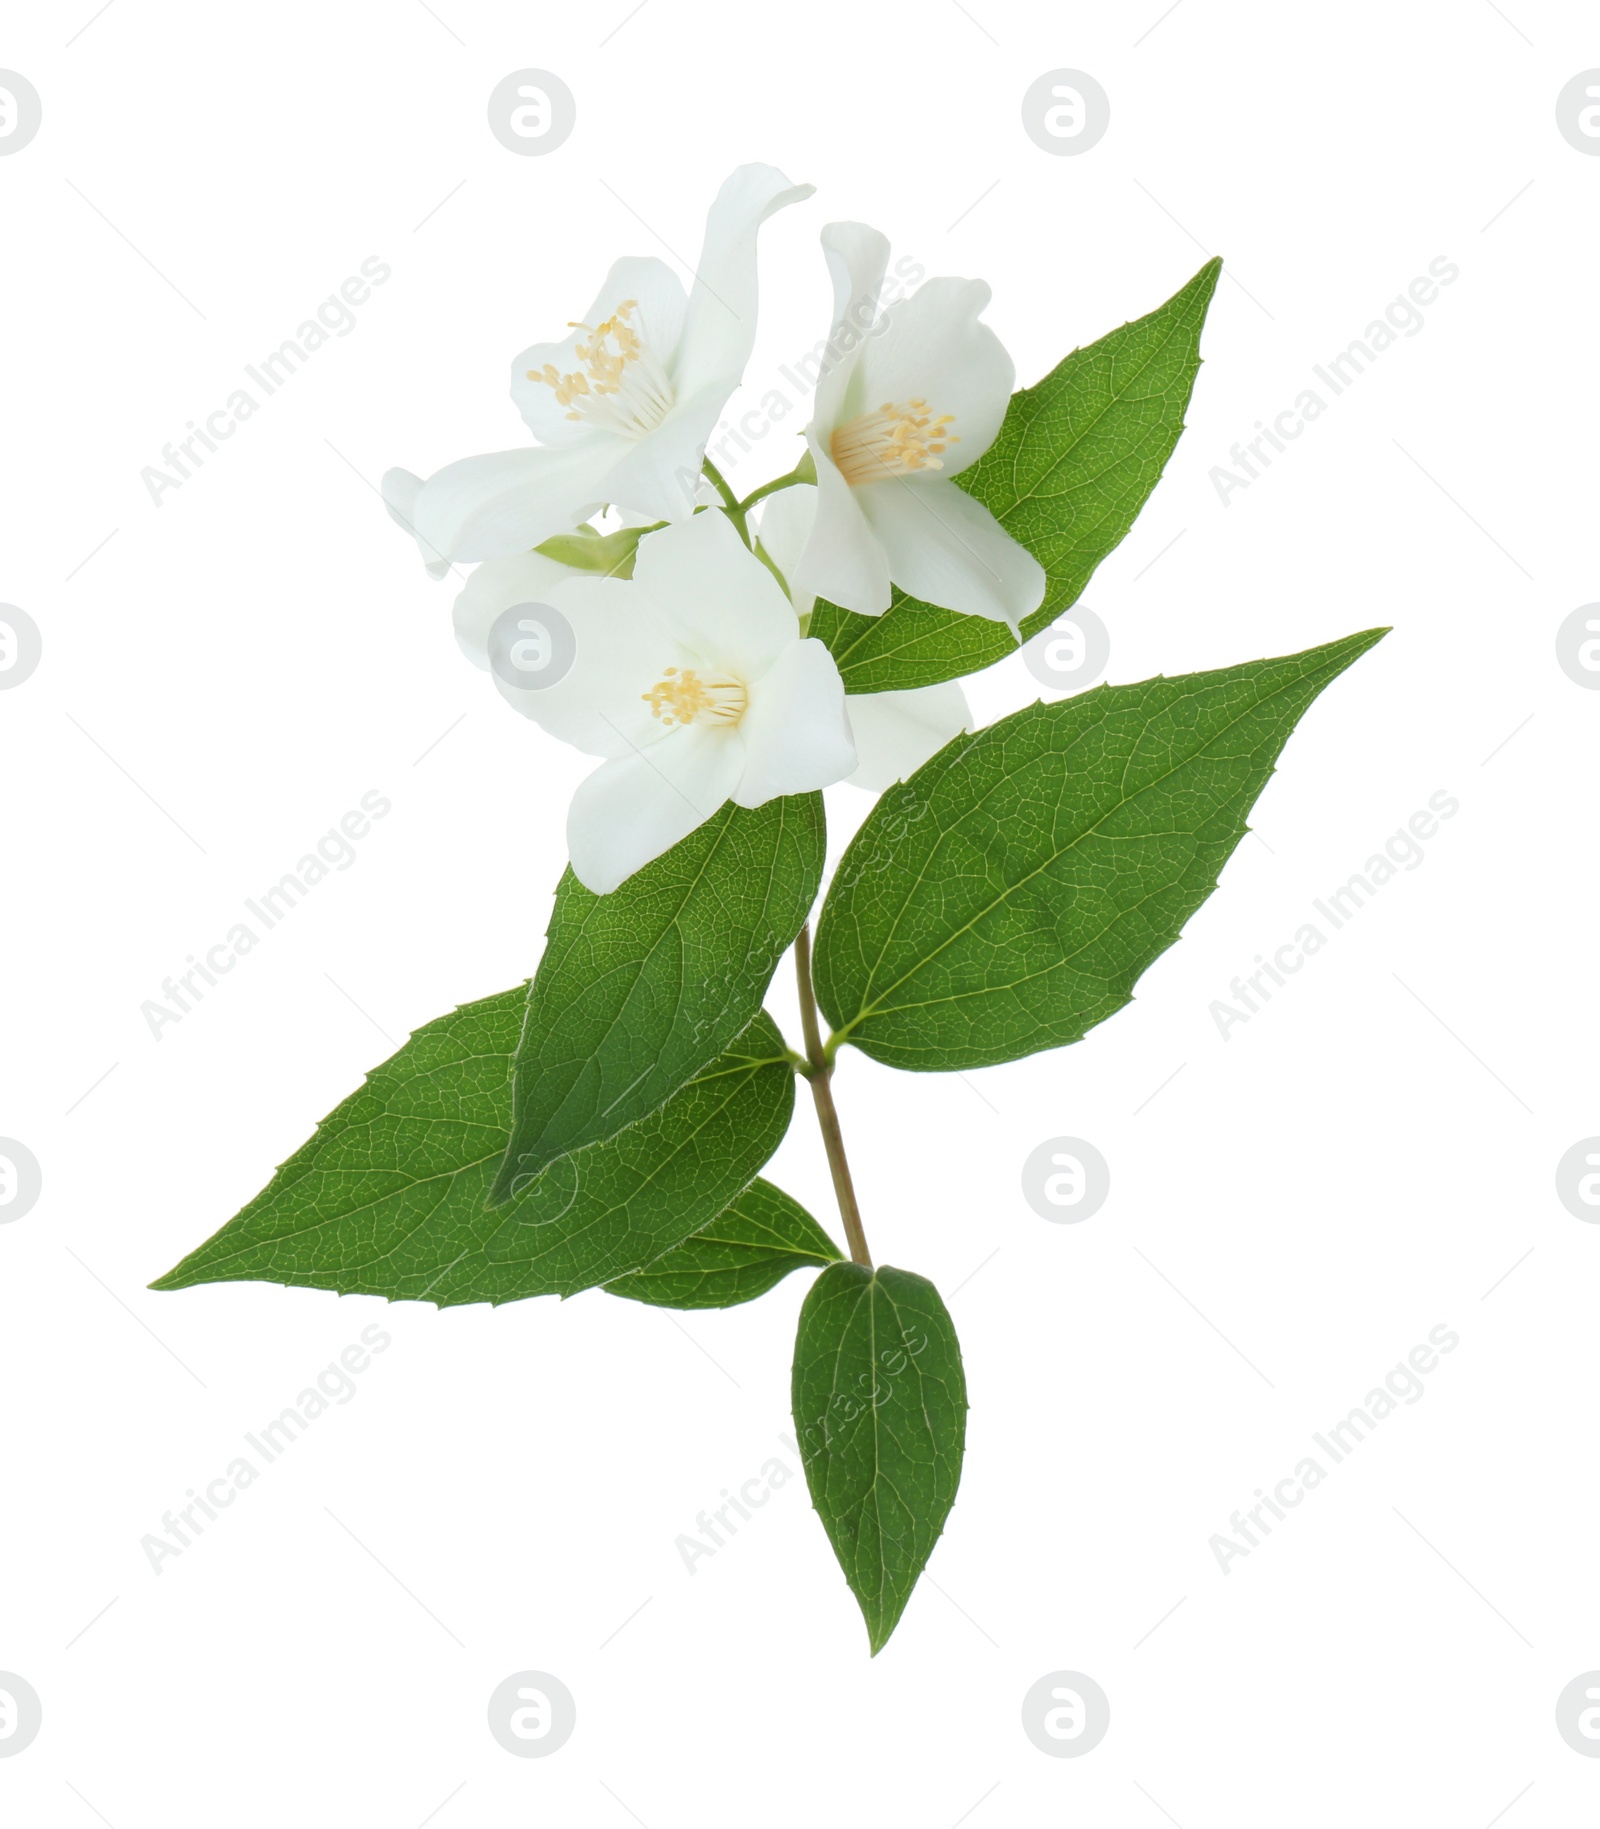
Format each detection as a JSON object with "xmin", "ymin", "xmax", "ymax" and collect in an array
[
  {"xmin": 811, "ymin": 258, "xmax": 1221, "ymax": 694},
  {"xmin": 603, "ymin": 1178, "xmax": 842, "ymax": 1310},
  {"xmin": 815, "ymin": 629, "xmax": 1387, "ymax": 1071},
  {"xmin": 151, "ymin": 990, "xmax": 795, "ymax": 1306},
  {"xmin": 792, "ymin": 1263, "xmax": 967, "ymax": 1655},
  {"xmin": 535, "ymin": 523, "xmax": 659, "ymax": 579},
  {"xmin": 491, "ymin": 795, "xmax": 824, "ymax": 1204}
]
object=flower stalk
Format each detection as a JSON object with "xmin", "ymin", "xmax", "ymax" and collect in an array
[
  {"xmin": 702, "ymin": 458, "xmax": 752, "ymax": 547},
  {"xmin": 794, "ymin": 922, "xmax": 871, "ymax": 1268}
]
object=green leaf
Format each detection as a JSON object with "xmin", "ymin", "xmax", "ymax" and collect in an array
[
  {"xmin": 810, "ymin": 258, "xmax": 1221, "ymax": 694},
  {"xmin": 491, "ymin": 795, "xmax": 824, "ymax": 1204},
  {"xmin": 814, "ymin": 628, "xmax": 1387, "ymax": 1071},
  {"xmin": 151, "ymin": 989, "xmax": 796, "ymax": 1306},
  {"xmin": 791, "ymin": 1263, "xmax": 967, "ymax": 1654},
  {"xmin": 603, "ymin": 1178, "xmax": 842, "ymax": 1310}
]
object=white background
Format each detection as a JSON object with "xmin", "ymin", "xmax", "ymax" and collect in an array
[{"xmin": 2, "ymin": 1, "xmax": 1597, "ymax": 1822}]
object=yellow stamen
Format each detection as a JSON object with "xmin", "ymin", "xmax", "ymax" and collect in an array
[
  {"xmin": 641, "ymin": 666, "xmax": 748, "ymax": 729},
  {"xmin": 525, "ymin": 299, "xmax": 674, "ymax": 438},
  {"xmin": 830, "ymin": 397, "xmax": 959, "ymax": 485}
]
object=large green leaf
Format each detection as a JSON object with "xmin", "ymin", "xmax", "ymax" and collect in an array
[
  {"xmin": 151, "ymin": 989, "xmax": 795, "ymax": 1306},
  {"xmin": 603, "ymin": 1178, "xmax": 841, "ymax": 1310},
  {"xmin": 792, "ymin": 1263, "xmax": 967, "ymax": 1655},
  {"xmin": 490, "ymin": 796, "xmax": 824, "ymax": 1205},
  {"xmin": 810, "ymin": 258, "xmax": 1221, "ymax": 694},
  {"xmin": 814, "ymin": 629, "xmax": 1387, "ymax": 1071}
]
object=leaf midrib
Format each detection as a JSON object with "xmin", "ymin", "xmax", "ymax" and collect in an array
[
  {"xmin": 521, "ymin": 795, "xmax": 814, "ymax": 1164},
  {"xmin": 178, "ymin": 1048, "xmax": 790, "ymax": 1286},
  {"xmin": 831, "ymin": 653, "xmax": 1346, "ymax": 1040},
  {"xmin": 527, "ymin": 805, "xmax": 756, "ymax": 1149}
]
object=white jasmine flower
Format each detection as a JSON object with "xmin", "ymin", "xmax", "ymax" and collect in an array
[
  {"xmin": 388, "ymin": 165, "xmax": 813, "ymax": 570},
  {"xmin": 454, "ymin": 510, "xmax": 855, "ymax": 894},
  {"xmin": 757, "ymin": 484, "xmax": 973, "ymax": 790},
  {"xmin": 791, "ymin": 223, "xmax": 1046, "ymax": 631}
]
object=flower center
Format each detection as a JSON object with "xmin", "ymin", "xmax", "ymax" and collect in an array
[
  {"xmin": 641, "ymin": 666, "xmax": 748, "ymax": 730},
  {"xmin": 526, "ymin": 299, "xmax": 675, "ymax": 439},
  {"xmin": 830, "ymin": 398, "xmax": 959, "ymax": 485}
]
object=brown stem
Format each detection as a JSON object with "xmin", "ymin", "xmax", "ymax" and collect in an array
[{"xmin": 794, "ymin": 923, "xmax": 872, "ymax": 1268}]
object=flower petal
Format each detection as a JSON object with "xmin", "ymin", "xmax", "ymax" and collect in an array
[
  {"xmin": 612, "ymin": 472, "xmax": 719, "ymax": 527},
  {"xmin": 510, "ymin": 255, "xmax": 686, "ymax": 446},
  {"xmin": 845, "ymin": 681, "xmax": 972, "ymax": 791},
  {"xmin": 631, "ymin": 509, "xmax": 799, "ymax": 677},
  {"xmin": 734, "ymin": 639, "xmax": 856, "ymax": 807},
  {"xmin": 671, "ymin": 164, "xmax": 815, "ymax": 403},
  {"xmin": 457, "ymin": 568, "xmax": 687, "ymax": 758},
  {"xmin": 813, "ymin": 221, "xmax": 891, "ymax": 433},
  {"xmin": 567, "ymin": 727, "xmax": 745, "ymax": 895},
  {"xmin": 856, "ymin": 473, "xmax": 1045, "ymax": 630},
  {"xmin": 792, "ymin": 429, "xmax": 892, "ymax": 615},
  {"xmin": 854, "ymin": 277, "xmax": 1015, "ymax": 475},
  {"xmin": 451, "ymin": 550, "xmax": 582, "ymax": 670},
  {"xmin": 754, "ymin": 482, "xmax": 818, "ymax": 619},
  {"xmin": 411, "ymin": 440, "xmax": 620, "ymax": 563},
  {"xmin": 601, "ymin": 378, "xmax": 731, "ymax": 525},
  {"xmin": 381, "ymin": 467, "xmax": 452, "ymax": 578}
]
